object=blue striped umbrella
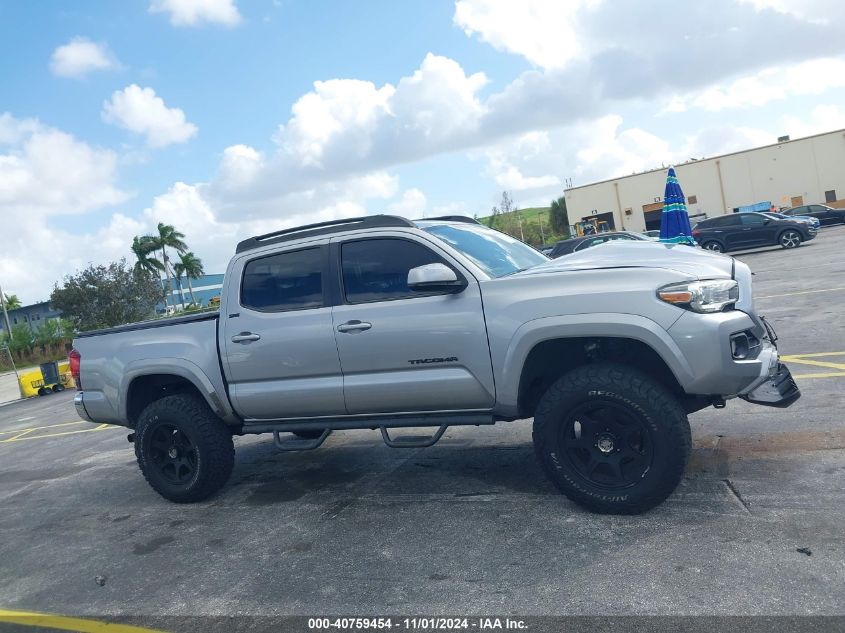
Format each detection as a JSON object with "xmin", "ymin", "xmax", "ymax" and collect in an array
[{"xmin": 659, "ymin": 167, "xmax": 696, "ymax": 245}]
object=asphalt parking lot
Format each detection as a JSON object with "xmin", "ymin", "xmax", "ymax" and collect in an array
[{"xmin": 2, "ymin": 227, "xmax": 845, "ymax": 628}]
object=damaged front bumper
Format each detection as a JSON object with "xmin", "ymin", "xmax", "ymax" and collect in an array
[
  {"xmin": 738, "ymin": 317, "xmax": 800, "ymax": 408},
  {"xmin": 739, "ymin": 362, "xmax": 801, "ymax": 408}
]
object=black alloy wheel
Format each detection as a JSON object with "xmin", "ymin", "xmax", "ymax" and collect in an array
[
  {"xmin": 558, "ymin": 400, "xmax": 653, "ymax": 490},
  {"xmin": 146, "ymin": 423, "xmax": 198, "ymax": 485}
]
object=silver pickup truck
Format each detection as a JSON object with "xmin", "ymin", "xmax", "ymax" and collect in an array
[{"xmin": 70, "ymin": 215, "xmax": 799, "ymax": 514}]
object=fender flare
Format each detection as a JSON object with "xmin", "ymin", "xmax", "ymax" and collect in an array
[
  {"xmin": 496, "ymin": 313, "xmax": 695, "ymax": 414},
  {"xmin": 119, "ymin": 358, "xmax": 236, "ymax": 424}
]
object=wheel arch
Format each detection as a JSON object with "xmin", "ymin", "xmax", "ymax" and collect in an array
[
  {"xmin": 498, "ymin": 314, "xmax": 696, "ymax": 418},
  {"xmin": 121, "ymin": 359, "xmax": 236, "ymax": 428}
]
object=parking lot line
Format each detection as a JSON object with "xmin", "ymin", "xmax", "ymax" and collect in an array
[
  {"xmin": 0, "ymin": 420, "xmax": 91, "ymax": 437},
  {"xmin": 792, "ymin": 371, "xmax": 845, "ymax": 379},
  {"xmin": 781, "ymin": 352, "xmax": 845, "ymax": 380},
  {"xmin": 0, "ymin": 608, "xmax": 166, "ymax": 633},
  {"xmin": 0, "ymin": 423, "xmax": 115, "ymax": 444}
]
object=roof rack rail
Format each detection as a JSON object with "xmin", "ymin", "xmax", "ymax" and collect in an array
[
  {"xmin": 236, "ymin": 215, "xmax": 416, "ymax": 253},
  {"xmin": 416, "ymin": 215, "xmax": 481, "ymax": 224}
]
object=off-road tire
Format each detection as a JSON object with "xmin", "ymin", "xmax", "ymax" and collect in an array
[
  {"xmin": 533, "ymin": 363, "xmax": 691, "ymax": 514},
  {"xmin": 135, "ymin": 394, "xmax": 234, "ymax": 503}
]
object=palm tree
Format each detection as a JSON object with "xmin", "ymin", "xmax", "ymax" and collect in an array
[
  {"xmin": 176, "ymin": 252, "xmax": 204, "ymax": 306},
  {"xmin": 3, "ymin": 294, "xmax": 21, "ymax": 310},
  {"xmin": 147, "ymin": 223, "xmax": 188, "ymax": 309},
  {"xmin": 130, "ymin": 236, "xmax": 165, "ymax": 278},
  {"xmin": 171, "ymin": 262, "xmax": 188, "ymax": 308}
]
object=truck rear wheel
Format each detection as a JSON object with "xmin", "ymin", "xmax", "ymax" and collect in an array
[
  {"xmin": 135, "ymin": 394, "xmax": 234, "ymax": 503},
  {"xmin": 532, "ymin": 363, "xmax": 690, "ymax": 514}
]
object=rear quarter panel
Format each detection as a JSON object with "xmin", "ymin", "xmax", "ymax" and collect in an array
[{"xmin": 74, "ymin": 318, "xmax": 235, "ymax": 425}]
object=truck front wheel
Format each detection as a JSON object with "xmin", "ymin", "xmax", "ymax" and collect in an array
[
  {"xmin": 532, "ymin": 363, "xmax": 691, "ymax": 514},
  {"xmin": 135, "ymin": 394, "xmax": 234, "ymax": 503}
]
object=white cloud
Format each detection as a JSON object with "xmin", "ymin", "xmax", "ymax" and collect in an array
[
  {"xmin": 665, "ymin": 58, "xmax": 845, "ymax": 112},
  {"xmin": 484, "ymin": 132, "xmax": 561, "ymax": 191},
  {"xmin": 387, "ymin": 188, "xmax": 427, "ymax": 217},
  {"xmin": 102, "ymin": 85, "xmax": 198, "ymax": 148},
  {"xmin": 737, "ymin": 0, "xmax": 845, "ymax": 23},
  {"xmin": 149, "ymin": 0, "xmax": 242, "ymax": 26},
  {"xmin": 454, "ymin": 0, "xmax": 595, "ymax": 69},
  {"xmin": 49, "ymin": 37, "xmax": 119, "ymax": 78},
  {"xmin": 0, "ymin": 213, "xmax": 146, "ymax": 305},
  {"xmin": 276, "ymin": 53, "xmax": 487, "ymax": 173},
  {"xmin": 781, "ymin": 104, "xmax": 845, "ymax": 138},
  {"xmin": 281, "ymin": 79, "xmax": 395, "ymax": 167},
  {"xmin": 203, "ymin": 54, "xmax": 487, "ymax": 220},
  {"xmin": 0, "ymin": 112, "xmax": 129, "ymax": 216}
]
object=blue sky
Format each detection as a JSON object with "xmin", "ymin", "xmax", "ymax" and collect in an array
[{"xmin": 3, "ymin": 0, "xmax": 845, "ymax": 302}]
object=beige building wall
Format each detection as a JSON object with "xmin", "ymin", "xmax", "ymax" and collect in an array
[{"xmin": 564, "ymin": 129, "xmax": 845, "ymax": 232}]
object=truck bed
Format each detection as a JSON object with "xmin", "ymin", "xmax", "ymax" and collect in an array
[{"xmin": 73, "ymin": 310, "xmax": 234, "ymax": 426}]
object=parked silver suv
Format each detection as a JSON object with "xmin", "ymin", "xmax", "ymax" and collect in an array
[{"xmin": 71, "ymin": 215, "xmax": 799, "ymax": 514}]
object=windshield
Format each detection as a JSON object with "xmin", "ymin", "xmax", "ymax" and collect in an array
[{"xmin": 420, "ymin": 222, "xmax": 549, "ymax": 278}]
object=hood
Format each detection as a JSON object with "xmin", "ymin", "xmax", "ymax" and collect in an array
[{"xmin": 517, "ymin": 241, "xmax": 734, "ymax": 280}]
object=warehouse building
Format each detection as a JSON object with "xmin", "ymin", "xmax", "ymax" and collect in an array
[{"xmin": 564, "ymin": 128, "xmax": 845, "ymax": 233}]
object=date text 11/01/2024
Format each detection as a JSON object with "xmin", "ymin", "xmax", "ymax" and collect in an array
[{"xmin": 307, "ymin": 618, "xmax": 528, "ymax": 630}]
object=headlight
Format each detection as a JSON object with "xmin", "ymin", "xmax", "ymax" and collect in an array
[{"xmin": 658, "ymin": 279, "xmax": 739, "ymax": 313}]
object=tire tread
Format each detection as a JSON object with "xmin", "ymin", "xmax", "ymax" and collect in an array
[
  {"xmin": 533, "ymin": 363, "xmax": 691, "ymax": 514},
  {"xmin": 135, "ymin": 394, "xmax": 234, "ymax": 503}
]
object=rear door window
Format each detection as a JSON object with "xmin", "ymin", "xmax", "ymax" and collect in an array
[{"xmin": 240, "ymin": 247, "xmax": 324, "ymax": 312}]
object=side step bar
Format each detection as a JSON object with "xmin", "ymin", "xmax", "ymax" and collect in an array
[
  {"xmin": 243, "ymin": 413, "xmax": 494, "ymax": 452},
  {"xmin": 273, "ymin": 428, "xmax": 332, "ymax": 452},
  {"xmin": 380, "ymin": 425, "xmax": 448, "ymax": 448}
]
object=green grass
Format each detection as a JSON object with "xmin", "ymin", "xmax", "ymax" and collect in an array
[
  {"xmin": 476, "ymin": 206, "xmax": 567, "ymax": 246},
  {"xmin": 477, "ymin": 206, "xmax": 550, "ymax": 224}
]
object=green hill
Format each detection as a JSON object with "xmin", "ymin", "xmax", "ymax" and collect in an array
[{"xmin": 477, "ymin": 206, "xmax": 567, "ymax": 247}]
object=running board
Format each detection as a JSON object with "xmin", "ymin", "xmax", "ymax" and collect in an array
[
  {"xmin": 242, "ymin": 412, "xmax": 494, "ymax": 451},
  {"xmin": 380, "ymin": 424, "xmax": 448, "ymax": 448}
]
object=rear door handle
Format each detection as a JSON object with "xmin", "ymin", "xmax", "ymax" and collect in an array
[
  {"xmin": 231, "ymin": 332, "xmax": 261, "ymax": 343},
  {"xmin": 337, "ymin": 320, "xmax": 372, "ymax": 333}
]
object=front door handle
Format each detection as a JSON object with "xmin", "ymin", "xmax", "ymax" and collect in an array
[
  {"xmin": 337, "ymin": 320, "xmax": 372, "ymax": 333},
  {"xmin": 231, "ymin": 332, "xmax": 261, "ymax": 343}
]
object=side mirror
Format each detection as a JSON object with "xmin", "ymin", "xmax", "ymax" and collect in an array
[
  {"xmin": 763, "ymin": 218, "xmax": 771, "ymax": 224},
  {"xmin": 407, "ymin": 263, "xmax": 465, "ymax": 293}
]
